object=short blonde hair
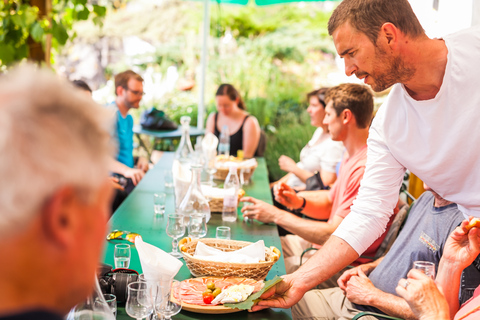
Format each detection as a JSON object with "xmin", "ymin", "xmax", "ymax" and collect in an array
[{"xmin": 0, "ymin": 65, "xmax": 113, "ymax": 233}]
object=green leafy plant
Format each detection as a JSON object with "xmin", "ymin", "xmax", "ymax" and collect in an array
[{"xmin": 0, "ymin": 0, "xmax": 107, "ymax": 66}]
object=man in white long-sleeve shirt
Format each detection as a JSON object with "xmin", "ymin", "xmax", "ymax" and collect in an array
[{"xmin": 252, "ymin": 0, "xmax": 480, "ymax": 313}]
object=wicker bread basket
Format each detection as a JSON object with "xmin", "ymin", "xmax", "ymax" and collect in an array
[
  {"xmin": 213, "ymin": 157, "xmax": 257, "ymax": 181},
  {"xmin": 179, "ymin": 238, "xmax": 281, "ymax": 281},
  {"xmin": 207, "ymin": 189, "xmax": 246, "ymax": 213}
]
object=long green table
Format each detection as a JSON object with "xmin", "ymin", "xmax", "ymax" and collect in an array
[
  {"xmin": 133, "ymin": 125, "xmax": 205, "ymax": 159},
  {"xmin": 103, "ymin": 152, "xmax": 292, "ymax": 319}
]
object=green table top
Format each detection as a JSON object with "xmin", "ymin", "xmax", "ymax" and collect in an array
[{"xmin": 103, "ymin": 152, "xmax": 291, "ymax": 319}]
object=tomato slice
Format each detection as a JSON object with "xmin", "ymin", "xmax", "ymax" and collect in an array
[{"xmin": 202, "ymin": 293, "xmax": 214, "ymax": 304}]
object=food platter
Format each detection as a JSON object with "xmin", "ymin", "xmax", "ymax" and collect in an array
[
  {"xmin": 173, "ymin": 276, "xmax": 263, "ymax": 314},
  {"xmin": 173, "ymin": 296, "xmax": 243, "ymax": 314}
]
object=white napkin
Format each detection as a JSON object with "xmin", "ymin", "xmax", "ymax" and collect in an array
[
  {"xmin": 202, "ymin": 133, "xmax": 218, "ymax": 158},
  {"xmin": 201, "ymin": 185, "xmax": 230, "ymax": 199},
  {"xmin": 135, "ymin": 237, "xmax": 183, "ymax": 282},
  {"xmin": 172, "ymin": 160, "xmax": 192, "ymax": 208},
  {"xmin": 215, "ymin": 158, "xmax": 257, "ymax": 169},
  {"xmin": 194, "ymin": 240, "xmax": 265, "ymax": 263}
]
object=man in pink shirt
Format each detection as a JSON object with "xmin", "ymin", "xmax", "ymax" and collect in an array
[{"xmin": 242, "ymin": 83, "xmax": 395, "ymax": 285}]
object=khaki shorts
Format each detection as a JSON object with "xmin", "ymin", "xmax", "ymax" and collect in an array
[
  {"xmin": 292, "ymin": 288, "xmax": 377, "ymax": 320},
  {"xmin": 281, "ymin": 235, "xmax": 349, "ymax": 289}
]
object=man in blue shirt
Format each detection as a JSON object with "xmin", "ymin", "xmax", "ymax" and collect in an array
[{"xmin": 110, "ymin": 70, "xmax": 149, "ymax": 184}]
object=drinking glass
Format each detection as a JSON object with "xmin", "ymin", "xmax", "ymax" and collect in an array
[
  {"xmin": 95, "ymin": 294, "xmax": 116, "ymax": 318},
  {"xmin": 155, "ymin": 280, "xmax": 182, "ymax": 320},
  {"xmin": 114, "ymin": 244, "xmax": 131, "ymax": 269},
  {"xmin": 242, "ymin": 201, "xmax": 254, "ymax": 223},
  {"xmin": 204, "ymin": 151, "xmax": 217, "ymax": 186},
  {"xmin": 164, "ymin": 170, "xmax": 174, "ymax": 189},
  {"xmin": 125, "ymin": 282, "xmax": 153, "ymax": 320},
  {"xmin": 188, "ymin": 213, "xmax": 208, "ymax": 239},
  {"xmin": 153, "ymin": 193, "xmax": 166, "ymax": 215},
  {"xmin": 216, "ymin": 226, "xmax": 231, "ymax": 240},
  {"xmin": 412, "ymin": 261, "xmax": 436, "ymax": 279},
  {"xmin": 166, "ymin": 214, "xmax": 185, "ymax": 259},
  {"xmin": 137, "ymin": 275, "xmax": 162, "ymax": 320}
]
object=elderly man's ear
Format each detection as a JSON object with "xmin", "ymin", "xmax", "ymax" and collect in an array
[{"xmin": 41, "ymin": 186, "xmax": 81, "ymax": 249}]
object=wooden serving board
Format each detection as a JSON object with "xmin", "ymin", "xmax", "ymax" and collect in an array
[
  {"xmin": 175, "ymin": 297, "xmax": 243, "ymax": 314},
  {"xmin": 173, "ymin": 276, "xmax": 262, "ymax": 314}
]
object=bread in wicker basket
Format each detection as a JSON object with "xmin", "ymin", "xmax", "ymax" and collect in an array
[
  {"xmin": 179, "ymin": 238, "xmax": 281, "ymax": 281},
  {"xmin": 213, "ymin": 156, "xmax": 257, "ymax": 181},
  {"xmin": 207, "ymin": 189, "xmax": 246, "ymax": 213}
]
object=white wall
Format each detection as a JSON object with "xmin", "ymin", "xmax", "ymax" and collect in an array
[{"xmin": 409, "ymin": 0, "xmax": 473, "ymax": 37}]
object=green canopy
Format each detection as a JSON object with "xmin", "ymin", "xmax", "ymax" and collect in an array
[{"xmin": 201, "ymin": 0, "xmax": 337, "ymax": 5}]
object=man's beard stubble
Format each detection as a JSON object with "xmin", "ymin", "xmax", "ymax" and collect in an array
[{"xmin": 370, "ymin": 46, "xmax": 416, "ymax": 92}]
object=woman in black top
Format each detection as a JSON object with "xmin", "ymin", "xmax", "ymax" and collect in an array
[{"xmin": 206, "ymin": 84, "xmax": 261, "ymax": 158}]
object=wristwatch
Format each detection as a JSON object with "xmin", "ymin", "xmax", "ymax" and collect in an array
[{"xmin": 292, "ymin": 197, "xmax": 306, "ymax": 214}]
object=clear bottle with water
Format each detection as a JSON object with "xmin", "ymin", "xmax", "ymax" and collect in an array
[
  {"xmin": 218, "ymin": 125, "xmax": 230, "ymax": 157},
  {"xmin": 175, "ymin": 116, "xmax": 194, "ymax": 163},
  {"xmin": 222, "ymin": 166, "xmax": 240, "ymax": 222}
]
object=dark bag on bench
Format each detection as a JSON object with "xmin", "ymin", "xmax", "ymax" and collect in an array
[{"xmin": 140, "ymin": 108, "xmax": 178, "ymax": 130}]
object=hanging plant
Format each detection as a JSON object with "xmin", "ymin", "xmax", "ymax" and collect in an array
[{"xmin": 0, "ymin": 0, "xmax": 107, "ymax": 66}]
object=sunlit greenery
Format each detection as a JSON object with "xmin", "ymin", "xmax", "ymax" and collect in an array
[
  {"xmin": 55, "ymin": 0, "xmax": 338, "ymax": 180},
  {"xmin": 0, "ymin": 0, "xmax": 107, "ymax": 66}
]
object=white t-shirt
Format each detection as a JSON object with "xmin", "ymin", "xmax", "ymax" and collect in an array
[
  {"xmin": 286, "ymin": 127, "xmax": 344, "ymax": 188},
  {"xmin": 334, "ymin": 25, "xmax": 480, "ymax": 255}
]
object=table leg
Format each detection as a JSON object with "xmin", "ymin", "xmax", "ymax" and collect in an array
[{"xmin": 135, "ymin": 133, "xmax": 152, "ymax": 160}]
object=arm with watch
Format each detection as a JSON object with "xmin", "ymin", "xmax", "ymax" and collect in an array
[
  {"xmin": 244, "ymin": 183, "xmax": 342, "ymax": 246},
  {"xmin": 274, "ymin": 183, "xmax": 332, "ymax": 220}
]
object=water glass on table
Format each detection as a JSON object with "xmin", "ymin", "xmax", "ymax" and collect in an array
[
  {"xmin": 166, "ymin": 214, "xmax": 186, "ymax": 259},
  {"xmin": 153, "ymin": 193, "xmax": 166, "ymax": 215},
  {"xmin": 188, "ymin": 213, "xmax": 208, "ymax": 239},
  {"xmin": 164, "ymin": 170, "xmax": 174, "ymax": 189},
  {"xmin": 155, "ymin": 280, "xmax": 182, "ymax": 320},
  {"xmin": 412, "ymin": 261, "xmax": 436, "ymax": 279},
  {"xmin": 242, "ymin": 201, "xmax": 254, "ymax": 222},
  {"xmin": 216, "ymin": 226, "xmax": 231, "ymax": 240},
  {"xmin": 126, "ymin": 282, "xmax": 153, "ymax": 320},
  {"xmin": 114, "ymin": 244, "xmax": 131, "ymax": 269},
  {"xmin": 98, "ymin": 294, "xmax": 117, "ymax": 318}
]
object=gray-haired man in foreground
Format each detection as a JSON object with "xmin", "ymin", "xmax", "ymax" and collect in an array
[{"xmin": 0, "ymin": 66, "xmax": 113, "ymax": 320}]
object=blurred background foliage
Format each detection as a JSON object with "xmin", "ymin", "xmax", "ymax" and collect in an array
[
  {"xmin": 3, "ymin": 0, "xmax": 343, "ymax": 181},
  {"xmin": 0, "ymin": 0, "xmax": 107, "ymax": 66}
]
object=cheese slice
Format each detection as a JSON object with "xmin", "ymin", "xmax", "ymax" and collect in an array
[{"xmin": 211, "ymin": 284, "xmax": 255, "ymax": 305}]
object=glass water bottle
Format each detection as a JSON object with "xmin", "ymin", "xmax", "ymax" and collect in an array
[
  {"xmin": 175, "ymin": 116, "xmax": 194, "ymax": 163},
  {"xmin": 178, "ymin": 165, "xmax": 211, "ymax": 223}
]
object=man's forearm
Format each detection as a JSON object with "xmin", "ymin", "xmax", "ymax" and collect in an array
[
  {"xmin": 296, "ymin": 190, "xmax": 332, "ymax": 220},
  {"xmin": 366, "ymin": 290, "xmax": 417, "ymax": 320},
  {"xmin": 293, "ymin": 235, "xmax": 359, "ymax": 289},
  {"xmin": 109, "ymin": 158, "xmax": 130, "ymax": 175},
  {"xmin": 436, "ymin": 260, "xmax": 463, "ymax": 319},
  {"xmin": 290, "ymin": 166, "xmax": 314, "ymax": 183},
  {"xmin": 275, "ymin": 212, "xmax": 336, "ymax": 245}
]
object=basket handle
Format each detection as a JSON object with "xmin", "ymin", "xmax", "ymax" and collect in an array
[
  {"xmin": 179, "ymin": 237, "xmax": 192, "ymax": 252},
  {"xmin": 269, "ymin": 246, "xmax": 281, "ymax": 262}
]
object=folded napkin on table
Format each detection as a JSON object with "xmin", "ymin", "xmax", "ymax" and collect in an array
[
  {"xmin": 136, "ymin": 237, "xmax": 183, "ymax": 282},
  {"xmin": 202, "ymin": 133, "xmax": 218, "ymax": 159},
  {"xmin": 215, "ymin": 158, "xmax": 257, "ymax": 169},
  {"xmin": 172, "ymin": 159, "xmax": 191, "ymax": 208},
  {"xmin": 201, "ymin": 185, "xmax": 232, "ymax": 199},
  {"xmin": 194, "ymin": 240, "xmax": 265, "ymax": 263}
]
